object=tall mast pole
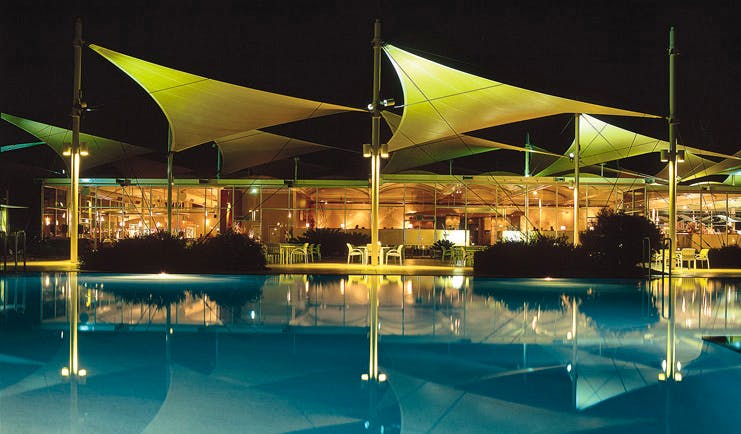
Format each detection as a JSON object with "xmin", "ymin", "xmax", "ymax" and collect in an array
[
  {"xmin": 167, "ymin": 128, "xmax": 173, "ymax": 234},
  {"xmin": 668, "ymin": 27, "xmax": 678, "ymax": 255},
  {"xmin": 70, "ymin": 17, "xmax": 83, "ymax": 264},
  {"xmin": 370, "ymin": 19, "xmax": 382, "ymax": 266},
  {"xmin": 573, "ymin": 114, "xmax": 580, "ymax": 246},
  {"xmin": 665, "ymin": 26, "xmax": 679, "ymax": 382}
]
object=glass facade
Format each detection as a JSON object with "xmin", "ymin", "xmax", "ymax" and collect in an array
[{"xmin": 41, "ymin": 175, "xmax": 740, "ymax": 248}]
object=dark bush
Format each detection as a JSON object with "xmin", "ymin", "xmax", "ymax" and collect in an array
[
  {"xmin": 27, "ymin": 237, "xmax": 93, "ymax": 259},
  {"xmin": 189, "ymin": 230, "xmax": 266, "ymax": 272},
  {"xmin": 81, "ymin": 230, "xmax": 266, "ymax": 273},
  {"xmin": 708, "ymin": 245, "xmax": 741, "ymax": 268},
  {"xmin": 475, "ymin": 209, "xmax": 660, "ymax": 277},
  {"xmin": 580, "ymin": 208, "xmax": 661, "ymax": 270},
  {"xmin": 295, "ymin": 228, "xmax": 370, "ymax": 257},
  {"xmin": 432, "ymin": 239, "xmax": 455, "ymax": 258},
  {"xmin": 474, "ymin": 233, "xmax": 600, "ymax": 277},
  {"xmin": 80, "ymin": 231, "xmax": 188, "ymax": 273}
]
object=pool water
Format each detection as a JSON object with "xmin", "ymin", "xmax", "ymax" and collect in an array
[{"xmin": 1, "ymin": 273, "xmax": 739, "ymax": 433}]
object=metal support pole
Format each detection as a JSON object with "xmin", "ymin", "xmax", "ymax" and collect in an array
[
  {"xmin": 215, "ymin": 143, "xmax": 222, "ymax": 180},
  {"xmin": 368, "ymin": 275, "xmax": 379, "ymax": 380},
  {"xmin": 573, "ymin": 114, "xmax": 580, "ymax": 246},
  {"xmin": 668, "ymin": 27, "xmax": 678, "ymax": 253},
  {"xmin": 369, "ymin": 18, "xmax": 382, "ymax": 266},
  {"xmin": 69, "ymin": 272, "xmax": 79, "ymax": 375},
  {"xmin": 69, "ymin": 17, "xmax": 83, "ymax": 264},
  {"xmin": 167, "ymin": 148, "xmax": 173, "ymax": 234}
]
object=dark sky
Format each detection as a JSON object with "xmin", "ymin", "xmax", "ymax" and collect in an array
[{"xmin": 2, "ymin": 0, "xmax": 740, "ymax": 183}]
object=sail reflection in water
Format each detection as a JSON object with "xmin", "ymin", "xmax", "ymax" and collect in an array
[
  {"xmin": 3, "ymin": 272, "xmax": 740, "ymax": 432},
  {"xmin": 26, "ymin": 273, "xmax": 739, "ymax": 341}
]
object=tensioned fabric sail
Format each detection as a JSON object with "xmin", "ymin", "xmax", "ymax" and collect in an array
[
  {"xmin": 655, "ymin": 151, "xmax": 719, "ymax": 181},
  {"xmin": 89, "ymin": 44, "xmax": 361, "ymax": 153},
  {"xmin": 537, "ymin": 114, "xmax": 740, "ymax": 177},
  {"xmin": 380, "ymin": 111, "xmax": 563, "ymax": 173},
  {"xmin": 681, "ymin": 150, "xmax": 741, "ymax": 182},
  {"xmin": 383, "ymin": 45, "xmax": 659, "ymax": 152},
  {"xmin": 216, "ymin": 130, "xmax": 333, "ymax": 175},
  {"xmin": 1, "ymin": 113, "xmax": 151, "ymax": 169}
]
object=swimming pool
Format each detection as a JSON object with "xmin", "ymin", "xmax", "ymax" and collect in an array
[{"xmin": 1, "ymin": 273, "xmax": 739, "ymax": 433}]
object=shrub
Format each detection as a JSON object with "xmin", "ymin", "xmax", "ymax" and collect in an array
[
  {"xmin": 474, "ymin": 233, "xmax": 597, "ymax": 277},
  {"xmin": 28, "ymin": 237, "xmax": 93, "ymax": 260},
  {"xmin": 81, "ymin": 231, "xmax": 188, "ymax": 273},
  {"xmin": 580, "ymin": 208, "xmax": 661, "ymax": 271},
  {"xmin": 432, "ymin": 239, "xmax": 455, "ymax": 258},
  {"xmin": 708, "ymin": 245, "xmax": 741, "ymax": 268},
  {"xmin": 81, "ymin": 230, "xmax": 266, "ymax": 273},
  {"xmin": 432, "ymin": 239, "xmax": 455, "ymax": 250},
  {"xmin": 189, "ymin": 230, "xmax": 266, "ymax": 272}
]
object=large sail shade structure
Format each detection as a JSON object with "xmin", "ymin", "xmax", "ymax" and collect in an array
[
  {"xmin": 681, "ymin": 150, "xmax": 741, "ymax": 182},
  {"xmin": 383, "ymin": 45, "xmax": 659, "ymax": 152},
  {"xmin": 538, "ymin": 114, "xmax": 741, "ymax": 177},
  {"xmin": 216, "ymin": 130, "xmax": 333, "ymax": 175},
  {"xmin": 655, "ymin": 151, "xmax": 720, "ymax": 182},
  {"xmin": 1, "ymin": 113, "xmax": 151, "ymax": 170},
  {"xmin": 380, "ymin": 111, "xmax": 562, "ymax": 173},
  {"xmin": 88, "ymin": 44, "xmax": 361, "ymax": 152}
]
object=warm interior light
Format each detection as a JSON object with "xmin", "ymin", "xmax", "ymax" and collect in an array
[
  {"xmin": 362, "ymin": 144, "xmax": 372, "ymax": 158},
  {"xmin": 61, "ymin": 367, "xmax": 70, "ymax": 377},
  {"xmin": 677, "ymin": 150, "xmax": 686, "ymax": 162},
  {"xmin": 62, "ymin": 143, "xmax": 72, "ymax": 156},
  {"xmin": 79, "ymin": 142, "xmax": 89, "ymax": 156}
]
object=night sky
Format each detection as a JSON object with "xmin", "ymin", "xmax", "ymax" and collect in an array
[{"xmin": 2, "ymin": 1, "xmax": 739, "ymax": 188}]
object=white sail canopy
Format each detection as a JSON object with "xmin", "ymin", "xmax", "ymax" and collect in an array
[
  {"xmin": 538, "ymin": 114, "xmax": 740, "ymax": 177},
  {"xmin": 381, "ymin": 111, "xmax": 562, "ymax": 173},
  {"xmin": 217, "ymin": 130, "xmax": 332, "ymax": 175},
  {"xmin": 89, "ymin": 44, "xmax": 361, "ymax": 153},
  {"xmin": 681, "ymin": 150, "xmax": 741, "ymax": 182},
  {"xmin": 1, "ymin": 113, "xmax": 151, "ymax": 170},
  {"xmin": 383, "ymin": 45, "xmax": 659, "ymax": 152}
]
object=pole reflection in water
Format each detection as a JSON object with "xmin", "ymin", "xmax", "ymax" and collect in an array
[
  {"xmin": 3, "ymin": 272, "xmax": 739, "ymax": 432},
  {"xmin": 64, "ymin": 271, "xmax": 83, "ymax": 433},
  {"xmin": 362, "ymin": 274, "xmax": 389, "ymax": 433}
]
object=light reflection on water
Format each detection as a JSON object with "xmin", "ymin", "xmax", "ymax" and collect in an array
[
  {"xmin": 3, "ymin": 273, "xmax": 738, "ymax": 341},
  {"xmin": 1, "ymin": 272, "xmax": 740, "ymax": 432}
]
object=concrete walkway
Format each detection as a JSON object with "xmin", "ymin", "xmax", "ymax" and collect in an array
[{"xmin": 6, "ymin": 258, "xmax": 741, "ymax": 278}]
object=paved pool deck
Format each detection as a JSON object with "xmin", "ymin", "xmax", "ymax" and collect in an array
[{"xmin": 4, "ymin": 258, "xmax": 741, "ymax": 278}]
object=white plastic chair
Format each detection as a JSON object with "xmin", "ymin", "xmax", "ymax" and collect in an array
[
  {"xmin": 290, "ymin": 243, "xmax": 309, "ymax": 264},
  {"xmin": 385, "ymin": 244, "xmax": 403, "ymax": 265},
  {"xmin": 695, "ymin": 248, "xmax": 710, "ymax": 268},
  {"xmin": 347, "ymin": 243, "xmax": 364, "ymax": 264},
  {"xmin": 679, "ymin": 248, "xmax": 696, "ymax": 269}
]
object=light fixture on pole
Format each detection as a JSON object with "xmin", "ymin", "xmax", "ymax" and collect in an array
[{"xmin": 660, "ymin": 149, "xmax": 685, "ymax": 163}]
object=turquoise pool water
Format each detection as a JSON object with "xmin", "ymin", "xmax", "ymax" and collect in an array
[{"xmin": 1, "ymin": 273, "xmax": 739, "ymax": 433}]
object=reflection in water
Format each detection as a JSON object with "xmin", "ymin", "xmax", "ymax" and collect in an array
[
  {"xmin": 1, "ymin": 273, "xmax": 734, "ymax": 340},
  {"xmin": 2, "ymin": 272, "xmax": 740, "ymax": 431}
]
